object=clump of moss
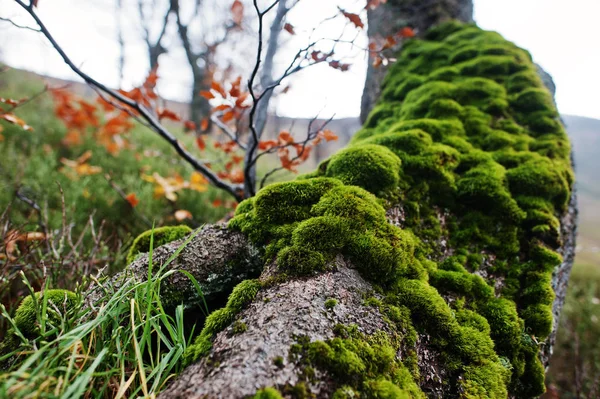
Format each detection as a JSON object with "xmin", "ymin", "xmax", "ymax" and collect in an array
[
  {"xmin": 184, "ymin": 279, "xmax": 261, "ymax": 365},
  {"xmin": 325, "ymin": 298, "xmax": 338, "ymax": 310},
  {"xmin": 324, "ymin": 144, "xmax": 401, "ymax": 196},
  {"xmin": 253, "ymin": 387, "xmax": 284, "ymax": 399},
  {"xmin": 290, "ymin": 329, "xmax": 425, "ymax": 398},
  {"xmin": 12, "ymin": 290, "xmax": 78, "ymax": 338},
  {"xmin": 126, "ymin": 225, "xmax": 192, "ymax": 264}
]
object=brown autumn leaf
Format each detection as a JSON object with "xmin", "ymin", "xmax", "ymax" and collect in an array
[
  {"xmin": 125, "ymin": 193, "xmax": 139, "ymax": 208},
  {"xmin": 200, "ymin": 90, "xmax": 215, "ymax": 100},
  {"xmin": 1, "ymin": 113, "xmax": 33, "ymax": 131},
  {"xmin": 318, "ymin": 129, "xmax": 338, "ymax": 142},
  {"xmin": 399, "ymin": 26, "xmax": 416, "ymax": 38},
  {"xmin": 196, "ymin": 136, "xmax": 206, "ymax": 151},
  {"xmin": 231, "ymin": 0, "xmax": 244, "ymax": 25},
  {"xmin": 184, "ymin": 120, "xmax": 197, "ymax": 131},
  {"xmin": 284, "ymin": 23, "xmax": 295, "ymax": 35},
  {"xmin": 228, "ymin": 168, "xmax": 244, "ymax": 184},
  {"xmin": 200, "ymin": 118, "xmax": 209, "ymax": 131},
  {"xmin": 157, "ymin": 108, "xmax": 180, "ymax": 122},
  {"xmin": 340, "ymin": 9, "xmax": 364, "ymax": 29},
  {"xmin": 222, "ymin": 110, "xmax": 235, "ymax": 122}
]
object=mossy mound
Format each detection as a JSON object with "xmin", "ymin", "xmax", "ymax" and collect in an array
[
  {"xmin": 222, "ymin": 21, "xmax": 572, "ymax": 398},
  {"xmin": 126, "ymin": 225, "xmax": 192, "ymax": 264},
  {"xmin": 13, "ymin": 289, "xmax": 78, "ymax": 337}
]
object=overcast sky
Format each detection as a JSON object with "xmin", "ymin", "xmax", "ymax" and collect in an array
[{"xmin": 0, "ymin": 0, "xmax": 598, "ymax": 120}]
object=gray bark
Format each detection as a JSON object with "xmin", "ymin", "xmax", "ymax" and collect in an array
[{"xmin": 85, "ymin": 225, "xmax": 262, "ymax": 311}]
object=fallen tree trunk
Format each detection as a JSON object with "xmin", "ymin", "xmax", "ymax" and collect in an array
[{"xmin": 90, "ymin": 15, "xmax": 577, "ymax": 399}]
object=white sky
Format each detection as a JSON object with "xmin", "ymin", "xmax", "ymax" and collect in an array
[{"xmin": 0, "ymin": 0, "xmax": 599, "ymax": 120}]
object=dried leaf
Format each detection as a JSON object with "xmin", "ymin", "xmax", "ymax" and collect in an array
[
  {"xmin": 200, "ymin": 118, "xmax": 209, "ymax": 131},
  {"xmin": 318, "ymin": 129, "xmax": 338, "ymax": 142},
  {"xmin": 196, "ymin": 136, "xmax": 206, "ymax": 151},
  {"xmin": 340, "ymin": 9, "xmax": 364, "ymax": 29},
  {"xmin": 125, "ymin": 193, "xmax": 139, "ymax": 208},
  {"xmin": 157, "ymin": 108, "xmax": 180, "ymax": 122},
  {"xmin": 284, "ymin": 23, "xmax": 295, "ymax": 35},
  {"xmin": 399, "ymin": 26, "xmax": 416, "ymax": 38},
  {"xmin": 174, "ymin": 209, "xmax": 192, "ymax": 221},
  {"xmin": 200, "ymin": 90, "xmax": 215, "ymax": 100}
]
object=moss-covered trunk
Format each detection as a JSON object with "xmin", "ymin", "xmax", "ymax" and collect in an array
[
  {"xmin": 85, "ymin": 21, "xmax": 577, "ymax": 399},
  {"xmin": 360, "ymin": 0, "xmax": 474, "ymax": 123}
]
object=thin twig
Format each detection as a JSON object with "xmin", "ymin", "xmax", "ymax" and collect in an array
[{"xmin": 0, "ymin": 15, "xmax": 40, "ymax": 32}]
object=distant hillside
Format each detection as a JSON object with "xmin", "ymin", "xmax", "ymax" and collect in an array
[{"xmin": 563, "ymin": 115, "xmax": 600, "ymax": 267}]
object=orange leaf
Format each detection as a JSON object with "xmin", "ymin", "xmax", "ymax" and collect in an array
[
  {"xmin": 125, "ymin": 193, "xmax": 139, "ymax": 208},
  {"xmin": 222, "ymin": 110, "xmax": 235, "ymax": 122},
  {"xmin": 1, "ymin": 113, "xmax": 33, "ymax": 131},
  {"xmin": 383, "ymin": 35, "xmax": 397, "ymax": 50},
  {"xmin": 373, "ymin": 56, "xmax": 383, "ymax": 68},
  {"xmin": 212, "ymin": 199, "xmax": 223, "ymax": 208},
  {"xmin": 284, "ymin": 23, "xmax": 295, "ymax": 35},
  {"xmin": 235, "ymin": 92, "xmax": 250, "ymax": 108},
  {"xmin": 174, "ymin": 209, "xmax": 192, "ymax": 221},
  {"xmin": 229, "ymin": 76, "xmax": 242, "ymax": 98},
  {"xmin": 318, "ymin": 129, "xmax": 338, "ymax": 142},
  {"xmin": 341, "ymin": 10, "xmax": 364, "ymax": 29},
  {"xmin": 231, "ymin": 0, "xmax": 244, "ymax": 25},
  {"xmin": 399, "ymin": 27, "xmax": 416, "ymax": 38},
  {"xmin": 200, "ymin": 90, "xmax": 215, "ymax": 100},
  {"xmin": 62, "ymin": 129, "xmax": 82, "ymax": 146},
  {"xmin": 200, "ymin": 118, "xmax": 209, "ymax": 131},
  {"xmin": 228, "ymin": 168, "xmax": 244, "ymax": 183},
  {"xmin": 213, "ymin": 104, "xmax": 232, "ymax": 113},
  {"xmin": 258, "ymin": 139, "xmax": 278, "ymax": 151},
  {"xmin": 211, "ymin": 81, "xmax": 227, "ymax": 98},
  {"xmin": 278, "ymin": 131, "xmax": 294, "ymax": 145},
  {"xmin": 196, "ymin": 136, "xmax": 206, "ymax": 151},
  {"xmin": 157, "ymin": 108, "xmax": 181, "ymax": 122},
  {"xmin": 184, "ymin": 120, "xmax": 197, "ymax": 131}
]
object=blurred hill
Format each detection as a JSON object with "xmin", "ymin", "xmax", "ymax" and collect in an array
[{"xmin": 563, "ymin": 115, "xmax": 600, "ymax": 268}]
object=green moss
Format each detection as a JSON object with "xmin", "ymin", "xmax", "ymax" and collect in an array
[
  {"xmin": 293, "ymin": 329, "xmax": 424, "ymax": 398},
  {"xmin": 226, "ymin": 279, "xmax": 261, "ymax": 312},
  {"xmin": 325, "ymin": 298, "xmax": 338, "ymax": 310},
  {"xmin": 13, "ymin": 289, "xmax": 78, "ymax": 337},
  {"xmin": 253, "ymin": 387, "xmax": 284, "ymax": 399},
  {"xmin": 126, "ymin": 225, "xmax": 192, "ymax": 264},
  {"xmin": 232, "ymin": 320, "xmax": 248, "ymax": 334},
  {"xmin": 273, "ymin": 356, "xmax": 284, "ymax": 368},
  {"xmin": 184, "ymin": 279, "xmax": 261, "ymax": 365},
  {"xmin": 325, "ymin": 145, "xmax": 401, "ymax": 195}
]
